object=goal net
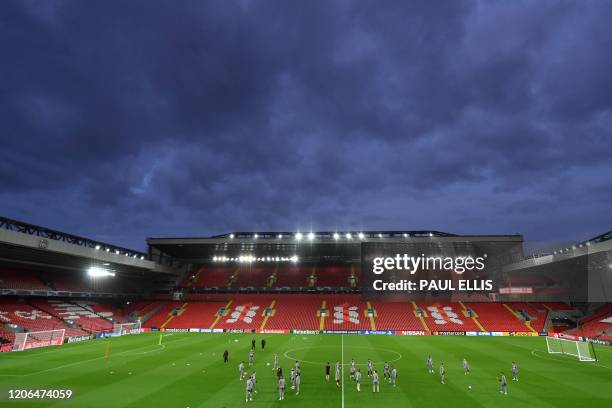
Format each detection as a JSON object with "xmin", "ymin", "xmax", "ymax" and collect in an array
[
  {"xmin": 112, "ymin": 322, "xmax": 142, "ymax": 336},
  {"xmin": 546, "ymin": 336, "xmax": 597, "ymax": 361},
  {"xmin": 12, "ymin": 329, "xmax": 65, "ymax": 351}
]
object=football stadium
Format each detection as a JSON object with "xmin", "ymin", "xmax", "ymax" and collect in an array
[
  {"xmin": 3, "ymin": 1, "xmax": 612, "ymax": 407},
  {"xmin": 1, "ymin": 217, "xmax": 611, "ymax": 407}
]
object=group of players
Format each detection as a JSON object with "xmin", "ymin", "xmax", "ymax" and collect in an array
[
  {"xmin": 325, "ymin": 358, "xmax": 398, "ymax": 392},
  {"xmin": 426, "ymin": 355, "xmax": 519, "ymax": 395},
  {"xmin": 231, "ymin": 338, "xmax": 520, "ymax": 402}
]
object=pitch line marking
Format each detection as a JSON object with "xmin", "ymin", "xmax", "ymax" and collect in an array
[{"xmin": 341, "ymin": 334, "xmax": 344, "ymax": 408}]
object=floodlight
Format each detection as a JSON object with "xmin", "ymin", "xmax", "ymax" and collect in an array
[
  {"xmin": 403, "ymin": 233, "xmax": 408, "ymax": 237},
  {"xmin": 140, "ymin": 256, "xmax": 145, "ymax": 260},
  {"xmin": 308, "ymin": 232, "xmax": 315, "ymax": 241},
  {"xmin": 253, "ymin": 234, "xmax": 259, "ymax": 239},
  {"xmin": 357, "ymin": 232, "xmax": 364, "ymax": 240},
  {"xmin": 429, "ymin": 233, "xmax": 434, "ymax": 237},
  {"xmin": 278, "ymin": 234, "xmax": 283, "ymax": 239},
  {"xmin": 346, "ymin": 233, "xmax": 352, "ymax": 240},
  {"xmin": 229, "ymin": 233, "xmax": 235, "ymax": 239},
  {"xmin": 87, "ymin": 266, "xmax": 115, "ymax": 278},
  {"xmin": 95, "ymin": 245, "xmax": 100, "ymax": 250},
  {"xmin": 333, "ymin": 233, "xmax": 340, "ymax": 240},
  {"xmin": 295, "ymin": 232, "xmax": 303, "ymax": 241},
  {"xmin": 378, "ymin": 233, "xmax": 383, "ymax": 238}
]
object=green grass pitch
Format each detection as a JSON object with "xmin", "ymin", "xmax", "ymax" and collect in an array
[{"xmin": 1, "ymin": 332, "xmax": 611, "ymax": 407}]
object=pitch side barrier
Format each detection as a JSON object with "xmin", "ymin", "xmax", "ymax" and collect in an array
[{"xmin": 156, "ymin": 328, "xmax": 560, "ymax": 337}]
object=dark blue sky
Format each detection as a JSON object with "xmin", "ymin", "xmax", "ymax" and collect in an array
[{"xmin": 1, "ymin": 1, "xmax": 611, "ymax": 250}]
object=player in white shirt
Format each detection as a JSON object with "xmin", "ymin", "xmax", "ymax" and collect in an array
[
  {"xmin": 335, "ymin": 361, "xmax": 341, "ymax": 387},
  {"xmin": 367, "ymin": 359, "xmax": 373, "ymax": 377},
  {"xmin": 355, "ymin": 368, "xmax": 362, "ymax": 392},
  {"xmin": 278, "ymin": 376, "xmax": 286, "ymax": 400},
  {"xmin": 245, "ymin": 377, "xmax": 253, "ymax": 402},
  {"xmin": 372, "ymin": 370, "xmax": 380, "ymax": 393},
  {"xmin": 427, "ymin": 355, "xmax": 434, "ymax": 374},
  {"xmin": 390, "ymin": 366, "xmax": 397, "ymax": 386},
  {"xmin": 349, "ymin": 358, "xmax": 356, "ymax": 380},
  {"xmin": 439, "ymin": 362, "xmax": 445, "ymax": 384},
  {"xmin": 239, "ymin": 361, "xmax": 246, "ymax": 380},
  {"xmin": 273, "ymin": 353, "xmax": 279, "ymax": 371},
  {"xmin": 290, "ymin": 367, "xmax": 295, "ymax": 389},
  {"xmin": 511, "ymin": 362, "xmax": 519, "ymax": 381},
  {"xmin": 463, "ymin": 358, "xmax": 470, "ymax": 375}
]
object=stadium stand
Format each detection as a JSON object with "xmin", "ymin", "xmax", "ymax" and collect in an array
[
  {"xmin": 263, "ymin": 295, "xmax": 321, "ymax": 331},
  {"xmin": 189, "ymin": 266, "xmax": 236, "ymax": 288},
  {"xmin": 323, "ymin": 295, "xmax": 372, "ymax": 331},
  {"xmin": 159, "ymin": 301, "xmax": 226, "ymax": 329},
  {"xmin": 464, "ymin": 302, "xmax": 534, "ymax": 332},
  {"xmin": 371, "ymin": 301, "xmax": 425, "ymax": 331},
  {"xmin": 416, "ymin": 302, "xmax": 481, "ymax": 332},
  {"xmin": 316, "ymin": 265, "xmax": 351, "ymax": 287},
  {"xmin": 575, "ymin": 304, "xmax": 612, "ymax": 340},
  {"xmin": 0, "ymin": 299, "xmax": 88, "ymax": 337},
  {"xmin": 0, "ymin": 269, "xmax": 48, "ymax": 290},
  {"xmin": 275, "ymin": 265, "xmax": 312, "ymax": 287}
]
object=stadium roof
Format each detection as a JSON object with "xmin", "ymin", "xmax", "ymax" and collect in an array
[
  {"xmin": 147, "ymin": 230, "xmax": 523, "ymax": 262},
  {"xmin": 0, "ymin": 216, "xmax": 178, "ymax": 277}
]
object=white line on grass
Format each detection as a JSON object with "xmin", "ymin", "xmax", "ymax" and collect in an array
[
  {"xmin": 1, "ymin": 334, "xmax": 194, "ymax": 377},
  {"xmin": 341, "ymin": 334, "xmax": 344, "ymax": 408}
]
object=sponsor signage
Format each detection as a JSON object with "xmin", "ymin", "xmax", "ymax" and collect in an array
[
  {"xmin": 360, "ymin": 330, "xmax": 395, "ymax": 335},
  {"xmin": 66, "ymin": 335, "xmax": 90, "ymax": 343},
  {"xmin": 400, "ymin": 330, "xmax": 426, "ymax": 336},
  {"xmin": 259, "ymin": 329, "xmax": 286, "ymax": 334},
  {"xmin": 435, "ymin": 331, "xmax": 465, "ymax": 336},
  {"xmin": 291, "ymin": 330, "xmax": 320, "ymax": 335}
]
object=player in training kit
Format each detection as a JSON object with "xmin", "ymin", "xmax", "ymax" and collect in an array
[
  {"xmin": 273, "ymin": 353, "xmax": 279, "ymax": 371},
  {"xmin": 427, "ymin": 355, "xmax": 434, "ymax": 374},
  {"xmin": 261, "ymin": 338, "xmax": 266, "ymax": 350},
  {"xmin": 499, "ymin": 372, "xmax": 508, "ymax": 395},
  {"xmin": 295, "ymin": 371, "xmax": 301, "ymax": 395},
  {"xmin": 223, "ymin": 349, "xmax": 229, "ymax": 363},
  {"xmin": 390, "ymin": 366, "xmax": 397, "ymax": 386},
  {"xmin": 251, "ymin": 338, "xmax": 256, "ymax": 350},
  {"xmin": 290, "ymin": 367, "xmax": 295, "ymax": 390},
  {"xmin": 249, "ymin": 350, "xmax": 254, "ymax": 367},
  {"xmin": 251, "ymin": 371, "xmax": 257, "ymax": 394},
  {"xmin": 239, "ymin": 361, "xmax": 246, "ymax": 380},
  {"xmin": 383, "ymin": 362, "xmax": 390, "ymax": 381},
  {"xmin": 277, "ymin": 366, "xmax": 283, "ymax": 382},
  {"xmin": 325, "ymin": 362, "xmax": 331, "ymax": 382},
  {"xmin": 372, "ymin": 370, "xmax": 380, "ymax": 393},
  {"xmin": 463, "ymin": 358, "xmax": 470, "ymax": 375},
  {"xmin": 350, "ymin": 358, "xmax": 356, "ymax": 380},
  {"xmin": 335, "ymin": 361, "xmax": 341, "ymax": 387},
  {"xmin": 355, "ymin": 369, "xmax": 362, "ymax": 392},
  {"xmin": 278, "ymin": 376, "xmax": 286, "ymax": 400},
  {"xmin": 246, "ymin": 376, "xmax": 253, "ymax": 402},
  {"xmin": 367, "ymin": 359, "xmax": 373, "ymax": 377},
  {"xmin": 511, "ymin": 362, "xmax": 518, "ymax": 381},
  {"xmin": 439, "ymin": 362, "xmax": 445, "ymax": 384}
]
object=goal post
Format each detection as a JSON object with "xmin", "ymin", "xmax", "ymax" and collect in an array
[
  {"xmin": 12, "ymin": 329, "xmax": 65, "ymax": 351},
  {"xmin": 112, "ymin": 321, "xmax": 142, "ymax": 336},
  {"xmin": 546, "ymin": 336, "xmax": 597, "ymax": 362}
]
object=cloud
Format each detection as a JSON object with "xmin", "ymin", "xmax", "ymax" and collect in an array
[{"xmin": 1, "ymin": 0, "xmax": 611, "ymax": 249}]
